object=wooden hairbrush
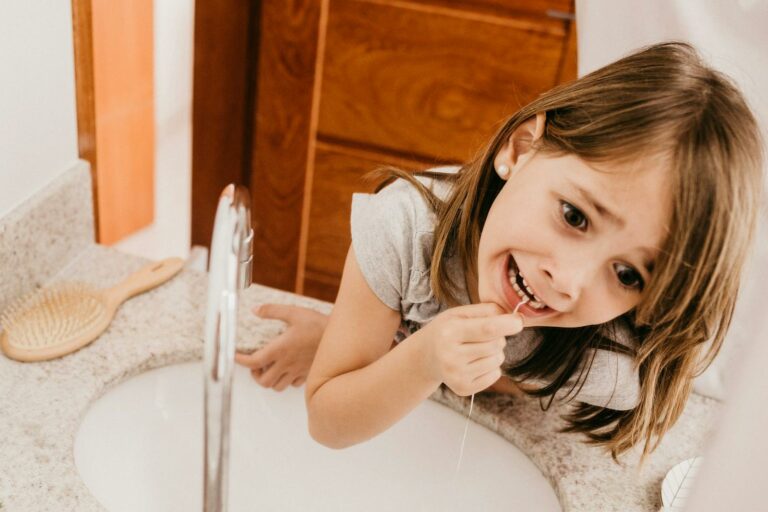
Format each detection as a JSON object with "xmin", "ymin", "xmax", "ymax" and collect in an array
[{"xmin": 0, "ymin": 257, "xmax": 184, "ymax": 362}]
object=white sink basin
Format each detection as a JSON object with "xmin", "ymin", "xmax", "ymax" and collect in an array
[{"xmin": 74, "ymin": 362, "xmax": 561, "ymax": 511}]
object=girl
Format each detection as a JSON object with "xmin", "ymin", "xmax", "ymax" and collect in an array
[{"xmin": 235, "ymin": 42, "xmax": 764, "ymax": 465}]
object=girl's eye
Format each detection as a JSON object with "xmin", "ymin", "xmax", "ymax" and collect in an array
[
  {"xmin": 614, "ymin": 263, "xmax": 644, "ymax": 291},
  {"xmin": 558, "ymin": 200, "xmax": 644, "ymax": 292},
  {"xmin": 561, "ymin": 202, "xmax": 588, "ymax": 230}
]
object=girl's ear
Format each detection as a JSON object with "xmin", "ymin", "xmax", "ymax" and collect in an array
[
  {"xmin": 495, "ymin": 112, "xmax": 546, "ymax": 177},
  {"xmin": 510, "ymin": 112, "xmax": 546, "ymax": 162}
]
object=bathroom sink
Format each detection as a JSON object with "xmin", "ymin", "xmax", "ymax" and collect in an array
[{"xmin": 74, "ymin": 362, "xmax": 561, "ymax": 511}]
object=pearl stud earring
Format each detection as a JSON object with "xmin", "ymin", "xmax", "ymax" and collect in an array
[{"xmin": 496, "ymin": 164, "xmax": 511, "ymax": 179}]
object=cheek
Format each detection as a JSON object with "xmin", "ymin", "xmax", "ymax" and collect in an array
[{"xmin": 579, "ymin": 287, "xmax": 638, "ymax": 325}]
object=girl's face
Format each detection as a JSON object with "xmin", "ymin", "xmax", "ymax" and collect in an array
[{"xmin": 476, "ymin": 116, "xmax": 672, "ymax": 328}]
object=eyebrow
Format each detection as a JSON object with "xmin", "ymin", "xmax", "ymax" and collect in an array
[
  {"xmin": 567, "ymin": 179, "xmax": 625, "ymax": 228},
  {"xmin": 565, "ymin": 179, "xmax": 656, "ymax": 274}
]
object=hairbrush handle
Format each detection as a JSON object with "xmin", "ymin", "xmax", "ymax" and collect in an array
[{"xmin": 105, "ymin": 257, "xmax": 185, "ymax": 306}]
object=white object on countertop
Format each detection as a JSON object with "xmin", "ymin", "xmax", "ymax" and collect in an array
[{"xmin": 660, "ymin": 456, "xmax": 704, "ymax": 511}]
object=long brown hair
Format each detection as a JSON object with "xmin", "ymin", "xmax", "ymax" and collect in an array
[{"xmin": 363, "ymin": 42, "xmax": 765, "ymax": 466}]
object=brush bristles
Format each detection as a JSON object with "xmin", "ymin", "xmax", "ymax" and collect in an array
[{"xmin": 0, "ymin": 282, "xmax": 108, "ymax": 349}]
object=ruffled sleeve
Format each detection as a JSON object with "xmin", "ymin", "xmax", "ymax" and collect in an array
[{"xmin": 350, "ymin": 177, "xmax": 438, "ymax": 314}]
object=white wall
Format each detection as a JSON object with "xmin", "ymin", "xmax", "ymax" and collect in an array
[
  {"xmin": 575, "ymin": 0, "xmax": 768, "ymax": 403},
  {"xmin": 0, "ymin": 1, "xmax": 80, "ymax": 218},
  {"xmin": 155, "ymin": 0, "xmax": 194, "ymax": 130},
  {"xmin": 115, "ymin": 0, "xmax": 194, "ymax": 260}
]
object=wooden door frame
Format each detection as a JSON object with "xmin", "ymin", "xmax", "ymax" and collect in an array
[
  {"xmin": 248, "ymin": 0, "xmax": 327, "ymax": 295},
  {"xmin": 71, "ymin": 0, "xmax": 100, "ymax": 240},
  {"xmin": 192, "ymin": 0, "xmax": 325, "ymax": 294},
  {"xmin": 190, "ymin": 1, "xmax": 261, "ymax": 260}
]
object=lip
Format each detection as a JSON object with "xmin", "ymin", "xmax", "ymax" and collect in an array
[{"xmin": 499, "ymin": 253, "xmax": 557, "ymax": 318}]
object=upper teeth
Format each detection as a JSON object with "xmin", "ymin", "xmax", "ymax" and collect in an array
[{"xmin": 507, "ymin": 261, "xmax": 546, "ymax": 310}]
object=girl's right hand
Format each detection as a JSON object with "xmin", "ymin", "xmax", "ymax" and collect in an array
[{"xmin": 417, "ymin": 302, "xmax": 524, "ymax": 397}]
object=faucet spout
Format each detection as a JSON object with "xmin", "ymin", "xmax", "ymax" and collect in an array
[{"xmin": 203, "ymin": 184, "xmax": 253, "ymax": 512}]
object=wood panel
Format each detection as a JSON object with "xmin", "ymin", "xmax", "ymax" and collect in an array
[
  {"xmin": 249, "ymin": 0, "xmax": 325, "ymax": 293},
  {"xmin": 193, "ymin": 0, "xmax": 577, "ymax": 299},
  {"xmin": 406, "ymin": 0, "xmax": 573, "ymax": 20},
  {"xmin": 317, "ymin": 0, "xmax": 566, "ymax": 163},
  {"xmin": 71, "ymin": 0, "xmax": 99, "ymax": 240},
  {"xmin": 303, "ymin": 141, "xmax": 434, "ymax": 302},
  {"xmin": 191, "ymin": 1, "xmax": 259, "ymax": 249},
  {"xmin": 91, "ymin": 0, "xmax": 154, "ymax": 245},
  {"xmin": 558, "ymin": 14, "xmax": 578, "ymax": 83}
]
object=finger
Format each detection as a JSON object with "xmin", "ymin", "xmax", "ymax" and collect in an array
[
  {"xmin": 249, "ymin": 362, "xmax": 275, "ymax": 382},
  {"xmin": 461, "ymin": 337, "xmax": 507, "ymax": 359},
  {"xmin": 235, "ymin": 346, "xmax": 275, "ymax": 370},
  {"xmin": 292, "ymin": 376, "xmax": 306, "ymax": 387},
  {"xmin": 465, "ymin": 350, "xmax": 506, "ymax": 370},
  {"xmin": 450, "ymin": 302, "xmax": 507, "ymax": 319},
  {"xmin": 273, "ymin": 373, "xmax": 292, "ymax": 391},
  {"xmin": 256, "ymin": 362, "xmax": 284, "ymax": 388},
  {"xmin": 254, "ymin": 303, "xmax": 301, "ymax": 323},
  {"xmin": 251, "ymin": 370, "xmax": 278, "ymax": 388},
  {"xmin": 456, "ymin": 314, "xmax": 523, "ymax": 342},
  {"xmin": 472, "ymin": 368, "xmax": 504, "ymax": 391}
]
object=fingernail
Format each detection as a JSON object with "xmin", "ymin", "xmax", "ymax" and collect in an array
[{"xmin": 253, "ymin": 305, "xmax": 263, "ymax": 316}]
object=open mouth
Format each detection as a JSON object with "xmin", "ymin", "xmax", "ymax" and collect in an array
[{"xmin": 503, "ymin": 253, "xmax": 554, "ymax": 315}]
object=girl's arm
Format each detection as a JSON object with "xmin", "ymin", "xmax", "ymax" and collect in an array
[{"xmin": 304, "ymin": 246, "xmax": 442, "ymax": 449}]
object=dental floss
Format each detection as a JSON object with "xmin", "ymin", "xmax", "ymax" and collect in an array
[{"xmin": 452, "ymin": 297, "xmax": 529, "ymax": 481}]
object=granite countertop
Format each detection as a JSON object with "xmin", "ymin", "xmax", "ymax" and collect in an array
[{"xmin": 0, "ymin": 243, "xmax": 722, "ymax": 511}]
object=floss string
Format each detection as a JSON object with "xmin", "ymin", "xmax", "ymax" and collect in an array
[{"xmin": 452, "ymin": 297, "xmax": 529, "ymax": 480}]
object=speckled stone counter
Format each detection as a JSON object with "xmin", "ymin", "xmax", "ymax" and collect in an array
[{"xmin": 0, "ymin": 163, "xmax": 722, "ymax": 511}]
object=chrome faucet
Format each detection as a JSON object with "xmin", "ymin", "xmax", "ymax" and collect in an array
[{"xmin": 203, "ymin": 184, "xmax": 253, "ymax": 512}]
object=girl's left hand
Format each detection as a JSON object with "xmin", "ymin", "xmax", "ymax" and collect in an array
[{"xmin": 235, "ymin": 304, "xmax": 329, "ymax": 391}]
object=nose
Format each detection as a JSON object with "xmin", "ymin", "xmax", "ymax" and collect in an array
[{"xmin": 539, "ymin": 259, "xmax": 593, "ymax": 307}]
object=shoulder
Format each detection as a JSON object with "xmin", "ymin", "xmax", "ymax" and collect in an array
[
  {"xmin": 506, "ymin": 318, "xmax": 641, "ymax": 411},
  {"xmin": 349, "ymin": 166, "xmax": 459, "ymax": 312},
  {"xmin": 575, "ymin": 317, "xmax": 641, "ymax": 410},
  {"xmin": 350, "ymin": 165, "xmax": 459, "ymax": 253},
  {"xmin": 352, "ymin": 166, "xmax": 458, "ymax": 227}
]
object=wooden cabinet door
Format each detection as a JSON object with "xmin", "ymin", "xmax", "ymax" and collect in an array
[
  {"xmin": 318, "ymin": 0, "xmax": 568, "ymax": 162},
  {"xmin": 192, "ymin": 0, "xmax": 576, "ymax": 302}
]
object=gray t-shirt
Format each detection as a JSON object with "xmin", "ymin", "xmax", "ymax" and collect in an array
[{"xmin": 350, "ymin": 166, "xmax": 640, "ymax": 410}]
